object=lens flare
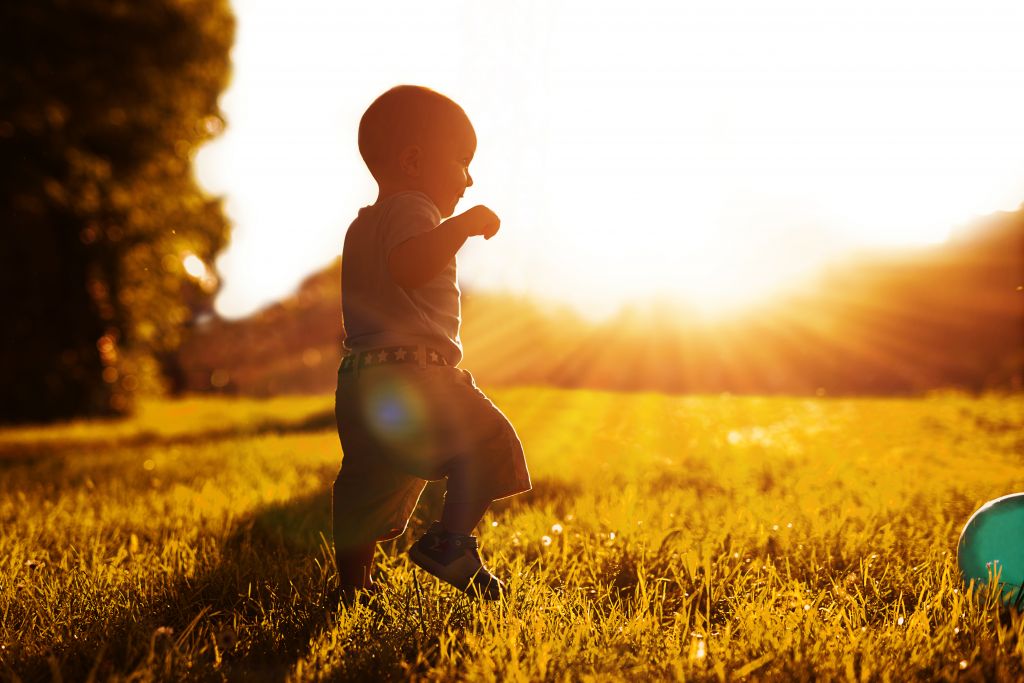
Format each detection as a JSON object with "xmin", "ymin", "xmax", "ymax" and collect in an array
[{"xmin": 360, "ymin": 370, "xmax": 430, "ymax": 460}]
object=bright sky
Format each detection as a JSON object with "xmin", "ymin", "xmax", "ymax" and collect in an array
[{"xmin": 196, "ymin": 0, "xmax": 1024, "ymax": 320}]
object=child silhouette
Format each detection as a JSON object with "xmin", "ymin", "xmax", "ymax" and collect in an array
[{"xmin": 332, "ymin": 85, "xmax": 531, "ymax": 602}]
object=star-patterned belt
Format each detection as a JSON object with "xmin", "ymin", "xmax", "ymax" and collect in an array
[{"xmin": 339, "ymin": 345, "xmax": 450, "ymax": 372}]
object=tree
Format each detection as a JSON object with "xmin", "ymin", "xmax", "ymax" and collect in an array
[{"xmin": 0, "ymin": 0, "xmax": 234, "ymax": 423}]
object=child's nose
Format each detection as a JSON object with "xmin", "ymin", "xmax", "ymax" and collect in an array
[{"xmin": 465, "ymin": 171, "xmax": 473, "ymax": 188}]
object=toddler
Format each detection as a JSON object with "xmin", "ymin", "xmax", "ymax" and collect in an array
[{"xmin": 332, "ymin": 85, "xmax": 531, "ymax": 601}]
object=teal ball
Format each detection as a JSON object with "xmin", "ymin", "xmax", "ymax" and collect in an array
[{"xmin": 957, "ymin": 492, "xmax": 1024, "ymax": 606}]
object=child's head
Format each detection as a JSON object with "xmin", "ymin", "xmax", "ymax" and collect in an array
[{"xmin": 359, "ymin": 85, "xmax": 477, "ymax": 217}]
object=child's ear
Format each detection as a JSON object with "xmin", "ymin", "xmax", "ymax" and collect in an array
[{"xmin": 398, "ymin": 145, "xmax": 421, "ymax": 177}]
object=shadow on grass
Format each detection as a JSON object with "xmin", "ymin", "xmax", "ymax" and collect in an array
[
  {"xmin": 7, "ymin": 488, "xmax": 341, "ymax": 682},
  {"xmin": 7, "ymin": 471, "xmax": 580, "ymax": 682},
  {"xmin": 646, "ymin": 469, "xmax": 730, "ymax": 498},
  {"xmin": 0, "ymin": 409, "xmax": 337, "ymax": 471},
  {"xmin": 0, "ymin": 411, "xmax": 337, "ymax": 464},
  {"xmin": 492, "ymin": 477, "xmax": 582, "ymax": 518}
]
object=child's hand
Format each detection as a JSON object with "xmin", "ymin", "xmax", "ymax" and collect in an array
[{"xmin": 458, "ymin": 205, "xmax": 501, "ymax": 240}]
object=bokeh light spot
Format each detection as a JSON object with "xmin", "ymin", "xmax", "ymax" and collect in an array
[{"xmin": 183, "ymin": 254, "xmax": 208, "ymax": 279}]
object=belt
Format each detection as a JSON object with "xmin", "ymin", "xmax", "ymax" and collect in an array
[{"xmin": 339, "ymin": 345, "xmax": 449, "ymax": 373}]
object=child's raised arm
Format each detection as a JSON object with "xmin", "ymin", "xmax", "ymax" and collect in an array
[{"xmin": 388, "ymin": 205, "xmax": 500, "ymax": 289}]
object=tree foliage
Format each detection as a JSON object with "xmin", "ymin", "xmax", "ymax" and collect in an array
[{"xmin": 1, "ymin": 0, "xmax": 234, "ymax": 422}]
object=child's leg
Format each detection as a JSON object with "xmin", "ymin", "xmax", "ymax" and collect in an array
[
  {"xmin": 335, "ymin": 542, "xmax": 376, "ymax": 589},
  {"xmin": 440, "ymin": 453, "xmax": 496, "ymax": 535},
  {"xmin": 440, "ymin": 494, "xmax": 491, "ymax": 536}
]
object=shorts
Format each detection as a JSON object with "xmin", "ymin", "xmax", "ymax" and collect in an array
[{"xmin": 332, "ymin": 360, "xmax": 531, "ymax": 550}]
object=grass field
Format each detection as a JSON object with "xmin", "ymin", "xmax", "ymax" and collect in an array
[{"xmin": 1, "ymin": 389, "xmax": 1023, "ymax": 681}]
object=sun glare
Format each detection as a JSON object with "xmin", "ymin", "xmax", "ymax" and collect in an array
[
  {"xmin": 182, "ymin": 254, "xmax": 208, "ymax": 279},
  {"xmin": 197, "ymin": 0, "xmax": 1024, "ymax": 320}
]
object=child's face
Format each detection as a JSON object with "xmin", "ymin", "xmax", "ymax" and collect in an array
[{"xmin": 417, "ymin": 125, "xmax": 477, "ymax": 219}]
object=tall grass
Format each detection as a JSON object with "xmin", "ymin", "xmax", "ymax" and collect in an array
[{"xmin": 1, "ymin": 390, "xmax": 1022, "ymax": 681}]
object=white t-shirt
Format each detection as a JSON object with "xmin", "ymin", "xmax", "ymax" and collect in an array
[{"xmin": 341, "ymin": 191, "xmax": 463, "ymax": 365}]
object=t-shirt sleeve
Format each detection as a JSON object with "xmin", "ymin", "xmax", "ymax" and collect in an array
[{"xmin": 380, "ymin": 192, "xmax": 442, "ymax": 254}]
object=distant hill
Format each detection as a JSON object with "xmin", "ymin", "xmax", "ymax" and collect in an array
[
  {"xmin": 177, "ymin": 207, "xmax": 1023, "ymax": 395},
  {"xmin": 176, "ymin": 261, "xmax": 342, "ymax": 396}
]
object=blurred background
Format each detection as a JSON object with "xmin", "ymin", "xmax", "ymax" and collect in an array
[{"xmin": 2, "ymin": 0, "xmax": 1021, "ymax": 424}]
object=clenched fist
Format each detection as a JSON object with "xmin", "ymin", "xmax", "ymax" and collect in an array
[{"xmin": 455, "ymin": 205, "xmax": 501, "ymax": 240}]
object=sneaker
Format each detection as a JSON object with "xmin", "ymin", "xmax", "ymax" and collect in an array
[{"xmin": 408, "ymin": 522, "xmax": 504, "ymax": 601}]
